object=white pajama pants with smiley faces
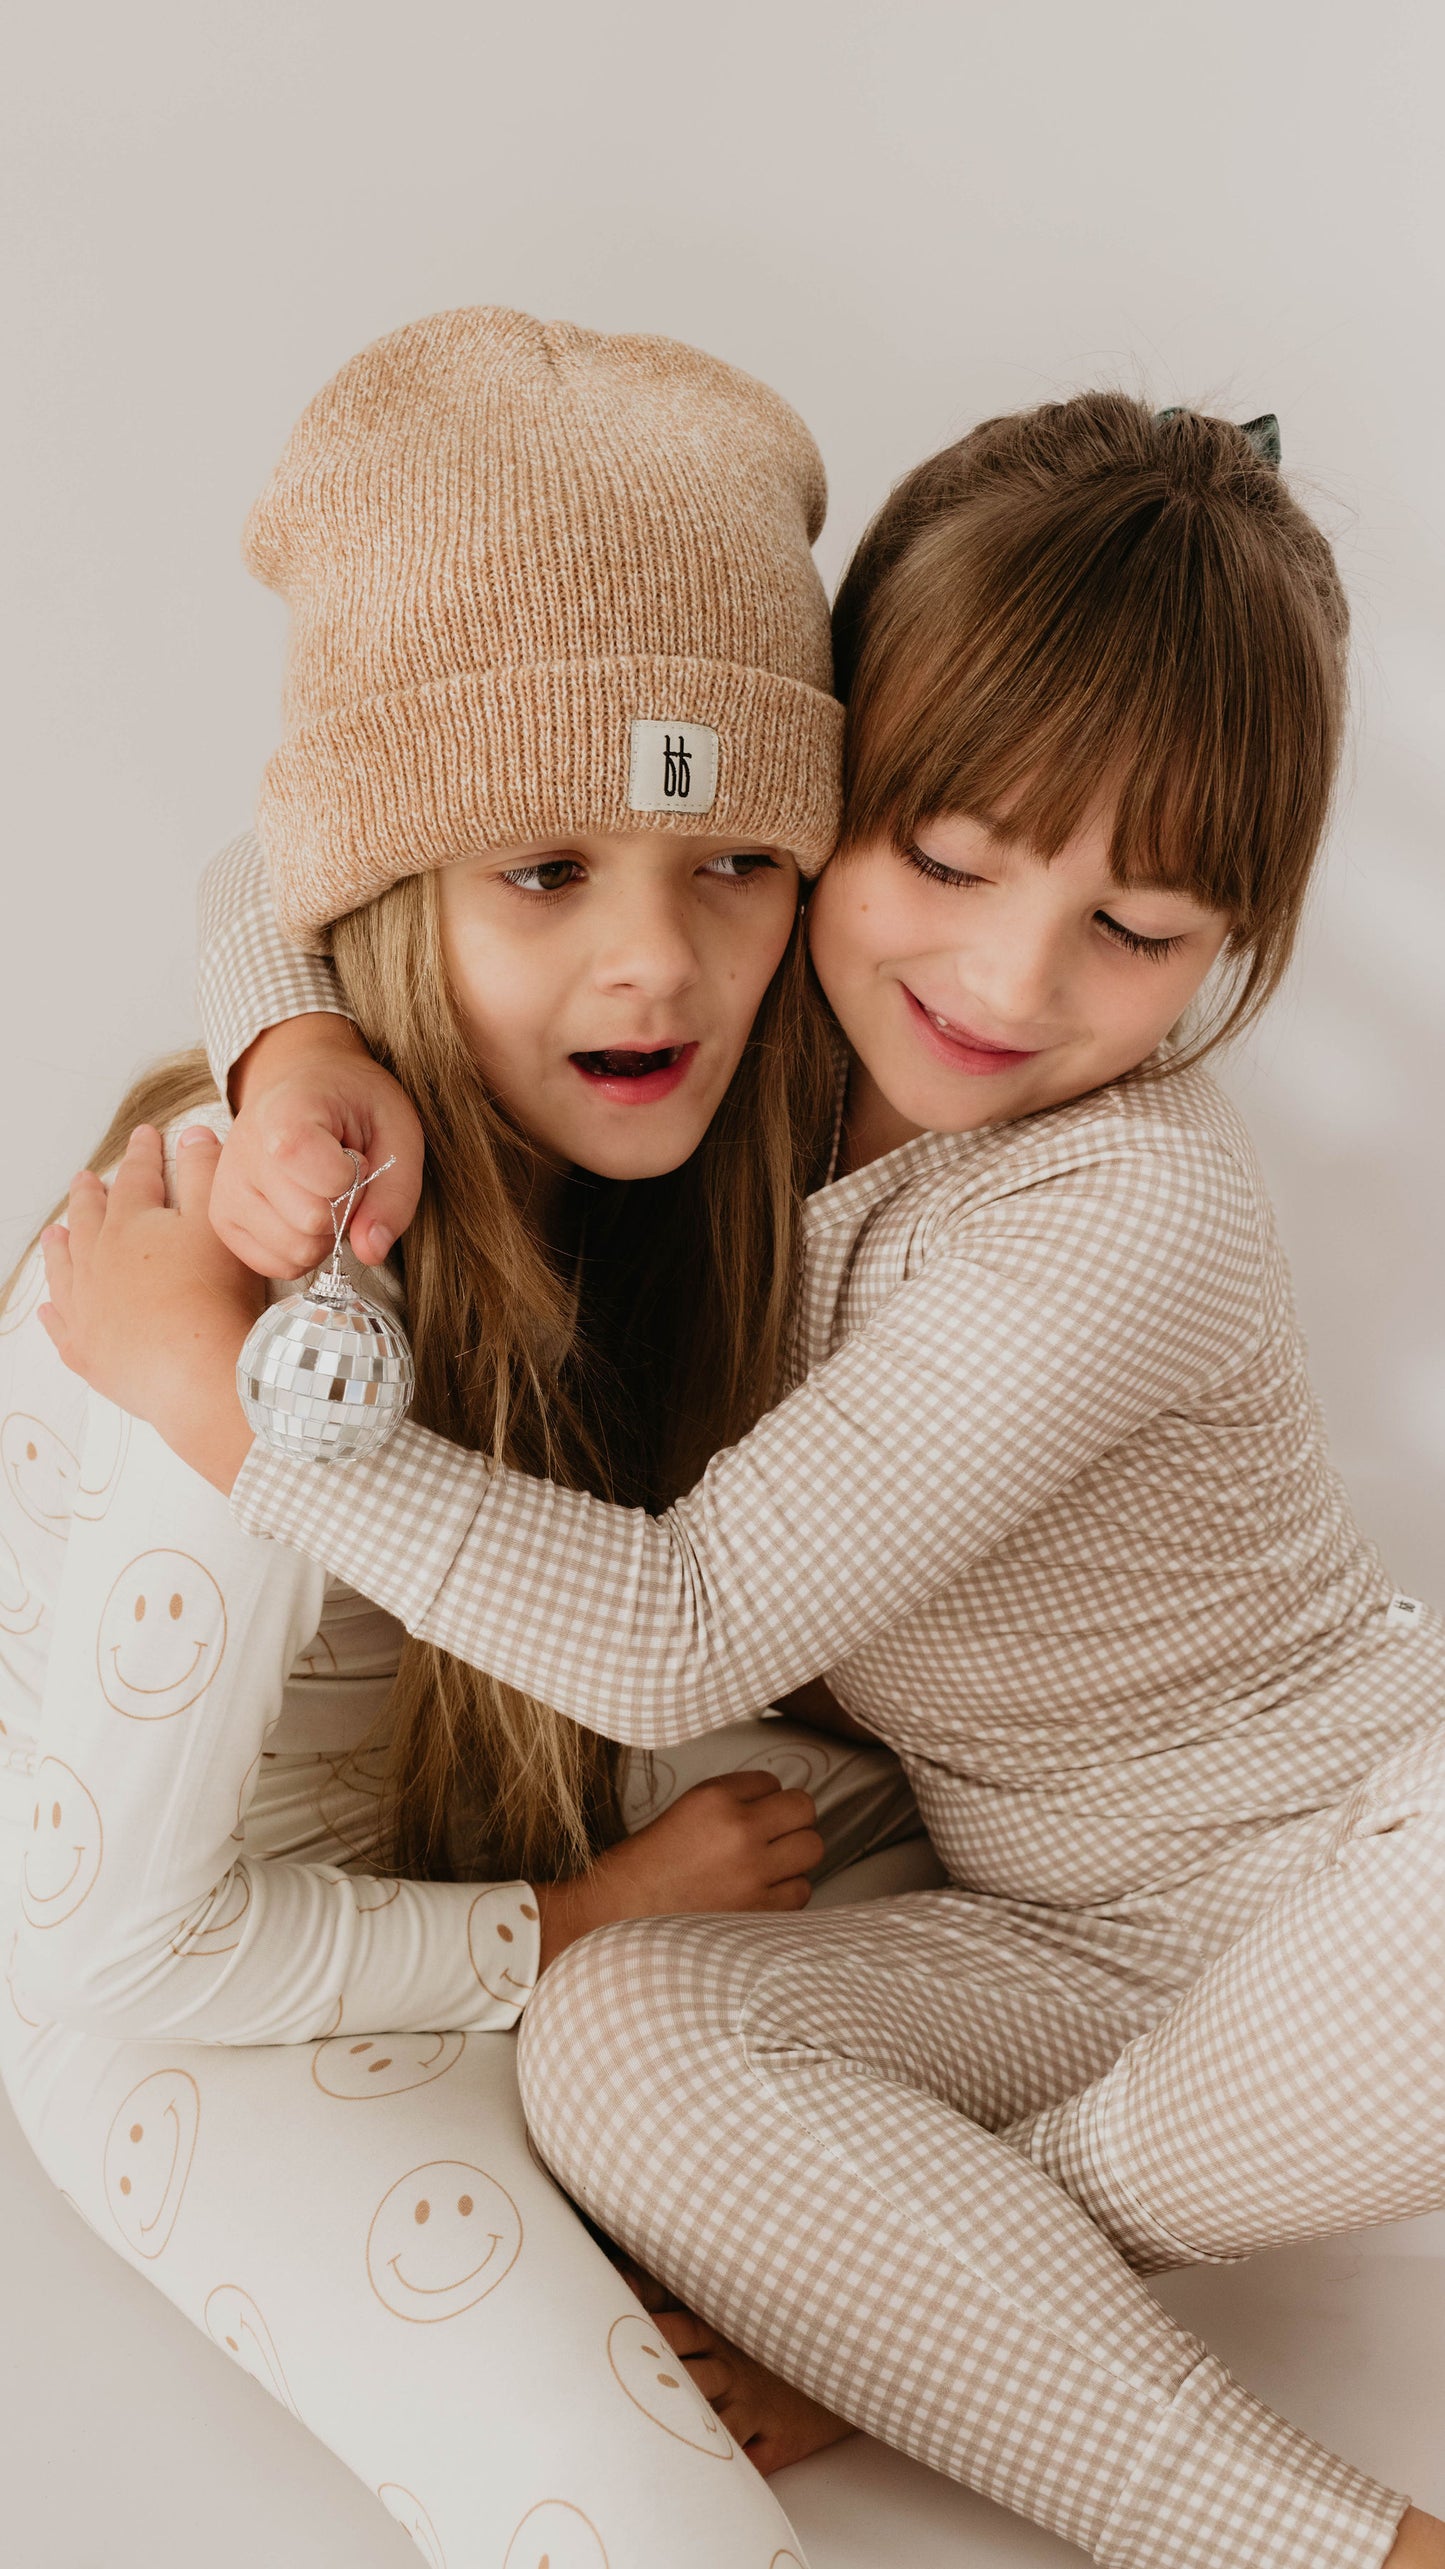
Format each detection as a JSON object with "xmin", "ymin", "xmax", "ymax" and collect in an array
[
  {"xmin": 0, "ymin": 1928, "xmax": 816, "ymax": 2569},
  {"xmin": 0, "ymin": 1252, "xmax": 935, "ymax": 2569}
]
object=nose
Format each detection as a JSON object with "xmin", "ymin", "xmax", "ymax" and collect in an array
[
  {"xmin": 591, "ymin": 875, "xmax": 702, "ymax": 1005},
  {"xmin": 956, "ymin": 908, "xmax": 1065, "ymax": 1033}
]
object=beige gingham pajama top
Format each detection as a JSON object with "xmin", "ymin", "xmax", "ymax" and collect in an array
[{"xmin": 202, "ymin": 834, "xmax": 1445, "ymax": 2566}]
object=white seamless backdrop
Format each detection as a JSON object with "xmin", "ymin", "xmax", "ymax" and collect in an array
[{"xmin": 4, "ymin": 0, "xmax": 1443, "ymax": 1601}]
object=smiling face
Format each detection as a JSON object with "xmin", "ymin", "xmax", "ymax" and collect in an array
[
  {"xmin": 2, "ymin": 1414, "xmax": 78, "ymax": 1534},
  {"xmin": 312, "ymin": 2029, "xmax": 466, "ymax": 2100},
  {"xmin": 103, "ymin": 2069, "xmax": 200, "ymax": 2259},
  {"xmin": 22, "ymin": 1756, "xmax": 103, "ymax": 1928},
  {"xmin": 434, "ymin": 829, "xmax": 799, "ymax": 1182},
  {"xmin": 378, "ymin": 2486, "xmax": 449, "ymax": 2569},
  {"xmin": 466, "ymin": 1884, "xmax": 540, "ymax": 2006},
  {"xmin": 0, "ymin": 1526, "xmax": 42, "ymax": 1638},
  {"xmin": 606, "ymin": 2312, "xmax": 736, "ymax": 2458},
  {"xmin": 203, "ymin": 2285, "xmax": 299, "ymax": 2415},
  {"xmin": 366, "ymin": 2158, "xmax": 523, "ymax": 2321},
  {"xmin": 97, "ymin": 1549, "xmax": 228, "ymax": 1720},
  {"xmin": 503, "ymin": 2500, "xmax": 610, "ymax": 2569},
  {"xmin": 809, "ymin": 810, "xmax": 1230, "ymax": 1170}
]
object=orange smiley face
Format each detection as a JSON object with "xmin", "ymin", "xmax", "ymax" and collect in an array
[
  {"xmin": 21, "ymin": 1756, "xmax": 103, "ymax": 1928},
  {"xmin": 606, "ymin": 2312, "xmax": 736, "ymax": 2459},
  {"xmin": 377, "ymin": 2483, "xmax": 448, "ymax": 2568},
  {"xmin": 365, "ymin": 2159, "xmax": 522, "ymax": 2322},
  {"xmin": 503, "ymin": 2499, "xmax": 610, "ymax": 2567},
  {"xmin": 72, "ymin": 1402, "xmax": 131, "ymax": 1522},
  {"xmin": 0, "ymin": 1525, "xmax": 42, "ymax": 1638},
  {"xmin": 203, "ymin": 2284, "xmax": 300, "ymax": 2416},
  {"xmin": 97, "ymin": 1549, "xmax": 227, "ymax": 1720},
  {"xmin": 103, "ymin": 2069, "xmax": 200, "ymax": 2259},
  {"xmin": 466, "ymin": 1885, "xmax": 540, "ymax": 2005},
  {"xmin": 2, "ymin": 1414, "xmax": 79, "ymax": 1535},
  {"xmin": 312, "ymin": 2031, "xmax": 466, "ymax": 2101}
]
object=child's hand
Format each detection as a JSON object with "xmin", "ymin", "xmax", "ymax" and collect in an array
[
  {"xmin": 536, "ymin": 1771, "xmax": 824, "ymax": 1970},
  {"xmin": 40, "ymin": 1125, "xmax": 260, "ymax": 1493},
  {"xmin": 215, "ymin": 1015, "xmax": 424, "ymax": 1277}
]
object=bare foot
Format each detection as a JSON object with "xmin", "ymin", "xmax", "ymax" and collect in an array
[{"xmin": 618, "ymin": 2262, "xmax": 853, "ymax": 2476}]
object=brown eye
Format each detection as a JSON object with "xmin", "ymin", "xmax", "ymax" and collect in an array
[
  {"xmin": 169, "ymin": 1594, "xmax": 183, "ymax": 1620},
  {"xmin": 134, "ymin": 1594, "xmax": 146, "ymax": 1621}
]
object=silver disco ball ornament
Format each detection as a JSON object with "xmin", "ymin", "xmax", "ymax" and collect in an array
[{"xmin": 236, "ymin": 1152, "xmax": 415, "ymax": 1464}]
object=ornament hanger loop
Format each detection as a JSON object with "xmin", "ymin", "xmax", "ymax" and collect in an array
[{"xmin": 322, "ymin": 1151, "xmax": 397, "ymax": 1285}]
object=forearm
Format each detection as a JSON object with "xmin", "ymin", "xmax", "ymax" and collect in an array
[
  {"xmin": 16, "ymin": 1408, "xmax": 539, "ymax": 2041},
  {"xmin": 197, "ymin": 832, "xmax": 353, "ymax": 1097}
]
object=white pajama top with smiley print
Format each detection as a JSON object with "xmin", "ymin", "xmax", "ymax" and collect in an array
[{"xmin": 0, "ymin": 1112, "xmax": 543, "ymax": 2043}]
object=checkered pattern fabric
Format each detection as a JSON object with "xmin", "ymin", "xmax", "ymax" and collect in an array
[
  {"xmin": 517, "ymin": 1759, "xmax": 1435, "ymax": 2563},
  {"xmin": 202, "ymin": 834, "xmax": 1443, "ymax": 2559},
  {"xmin": 197, "ymin": 834, "xmax": 354, "ymax": 1083}
]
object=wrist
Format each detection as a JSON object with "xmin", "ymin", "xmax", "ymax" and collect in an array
[{"xmin": 229, "ymin": 1011, "xmax": 365, "ymax": 1114}]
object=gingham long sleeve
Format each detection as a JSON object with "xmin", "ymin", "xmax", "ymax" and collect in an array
[
  {"xmin": 197, "ymin": 832, "xmax": 354, "ymax": 1089},
  {"xmin": 232, "ymin": 1112, "xmax": 1267, "ymax": 1750}
]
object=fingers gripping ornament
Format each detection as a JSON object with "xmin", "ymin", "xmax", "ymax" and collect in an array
[{"xmin": 236, "ymin": 1156, "xmax": 414, "ymax": 1463}]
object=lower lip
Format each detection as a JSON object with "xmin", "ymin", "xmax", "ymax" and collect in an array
[
  {"xmin": 569, "ymin": 1042, "xmax": 698, "ymax": 1105},
  {"xmin": 902, "ymin": 988, "xmax": 1040, "ymax": 1077}
]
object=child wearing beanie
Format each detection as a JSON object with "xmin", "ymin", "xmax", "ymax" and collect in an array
[{"xmin": 1, "ymin": 308, "xmax": 941, "ymax": 2568}]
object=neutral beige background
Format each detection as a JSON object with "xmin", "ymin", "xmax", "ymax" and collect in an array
[
  {"xmin": 2, "ymin": 8, "xmax": 1443, "ymax": 2563},
  {"xmin": 5, "ymin": 0, "xmax": 1444, "ymax": 1588}
]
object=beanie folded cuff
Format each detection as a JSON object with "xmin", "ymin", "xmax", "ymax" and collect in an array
[{"xmin": 259, "ymin": 655, "xmax": 844, "ymax": 945}]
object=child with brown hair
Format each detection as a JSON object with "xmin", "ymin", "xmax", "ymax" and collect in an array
[{"xmin": 48, "ymin": 392, "xmax": 1445, "ymax": 2565}]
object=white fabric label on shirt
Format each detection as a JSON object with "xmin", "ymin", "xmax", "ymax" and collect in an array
[
  {"xmin": 1385, "ymin": 1592, "xmax": 1424, "ymax": 1632},
  {"xmin": 628, "ymin": 720, "xmax": 719, "ymax": 814}
]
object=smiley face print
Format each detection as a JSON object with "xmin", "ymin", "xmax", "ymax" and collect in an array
[
  {"xmin": 377, "ymin": 2484, "xmax": 448, "ymax": 2569},
  {"xmin": 0, "ymin": 1526, "xmax": 42, "ymax": 1638},
  {"xmin": 466, "ymin": 1885, "xmax": 540, "ymax": 2006},
  {"xmin": 104, "ymin": 2069, "xmax": 200, "ymax": 2259},
  {"xmin": 21, "ymin": 1756, "xmax": 103, "ymax": 1928},
  {"xmin": 171, "ymin": 1866, "xmax": 252, "ymax": 1958},
  {"xmin": 312, "ymin": 2031, "xmax": 466, "ymax": 2101},
  {"xmin": 72, "ymin": 1403, "xmax": 131, "ymax": 1522},
  {"xmin": 203, "ymin": 2284, "xmax": 300, "ymax": 2417},
  {"xmin": 2, "ymin": 1415, "xmax": 79, "ymax": 1536},
  {"xmin": 503, "ymin": 2500, "xmax": 610, "ymax": 2568},
  {"xmin": 4, "ymin": 1928, "xmax": 42, "ymax": 2027},
  {"xmin": 366, "ymin": 2159, "xmax": 522, "ymax": 2322},
  {"xmin": 606, "ymin": 2313, "xmax": 736, "ymax": 2459},
  {"xmin": 97, "ymin": 1549, "xmax": 227, "ymax": 1719}
]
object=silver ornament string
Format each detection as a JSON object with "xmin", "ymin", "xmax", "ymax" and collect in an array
[{"xmin": 310, "ymin": 1151, "xmax": 398, "ymax": 1305}]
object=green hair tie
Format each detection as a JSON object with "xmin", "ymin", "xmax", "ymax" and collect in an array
[{"xmin": 1155, "ymin": 407, "xmax": 1281, "ymax": 467}]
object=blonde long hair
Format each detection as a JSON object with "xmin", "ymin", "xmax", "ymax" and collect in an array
[
  {"xmin": 327, "ymin": 869, "xmax": 834, "ymax": 1884},
  {"xmin": 5, "ymin": 887, "xmax": 836, "ymax": 1887}
]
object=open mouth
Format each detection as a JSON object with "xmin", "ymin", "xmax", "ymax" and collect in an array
[{"xmin": 569, "ymin": 1042, "xmax": 698, "ymax": 1101}]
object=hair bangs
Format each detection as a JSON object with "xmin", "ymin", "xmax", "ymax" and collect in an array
[{"xmin": 835, "ymin": 393, "xmax": 1348, "ymax": 1056}]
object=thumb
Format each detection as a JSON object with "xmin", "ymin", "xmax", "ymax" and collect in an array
[
  {"xmin": 350, "ymin": 1108, "xmax": 425, "ymax": 1266},
  {"xmin": 173, "ymin": 1124, "xmax": 223, "ymax": 1222}
]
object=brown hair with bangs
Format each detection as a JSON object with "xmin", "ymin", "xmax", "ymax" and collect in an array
[{"xmin": 832, "ymin": 391, "xmax": 1349, "ymax": 1057}]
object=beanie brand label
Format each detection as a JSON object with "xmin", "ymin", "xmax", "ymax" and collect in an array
[{"xmin": 629, "ymin": 720, "xmax": 719, "ymax": 814}]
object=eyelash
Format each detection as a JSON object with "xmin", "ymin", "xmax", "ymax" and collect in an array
[
  {"xmin": 497, "ymin": 852, "xmax": 778, "ymax": 903},
  {"xmin": 904, "ymin": 847, "xmax": 1186, "ymax": 961}
]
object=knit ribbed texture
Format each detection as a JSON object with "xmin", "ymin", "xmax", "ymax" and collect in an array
[{"xmin": 244, "ymin": 306, "xmax": 843, "ymax": 943}]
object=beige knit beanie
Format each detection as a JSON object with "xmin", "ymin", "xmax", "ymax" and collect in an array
[{"xmin": 244, "ymin": 306, "xmax": 843, "ymax": 946}]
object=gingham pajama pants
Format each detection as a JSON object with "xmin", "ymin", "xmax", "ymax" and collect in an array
[{"xmin": 519, "ymin": 1719, "xmax": 1445, "ymax": 2567}]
